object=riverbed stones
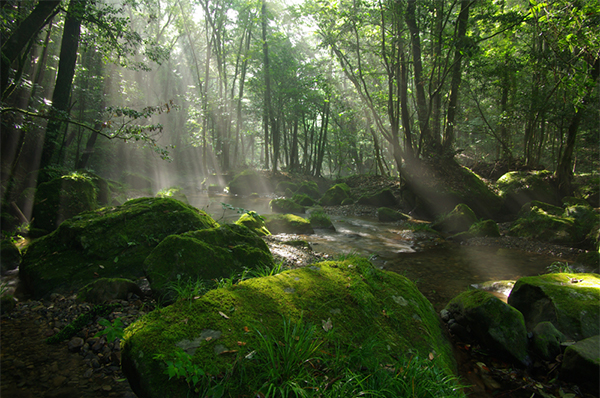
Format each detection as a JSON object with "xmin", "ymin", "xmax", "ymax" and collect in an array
[
  {"xmin": 444, "ymin": 289, "xmax": 531, "ymax": 366},
  {"xmin": 20, "ymin": 197, "xmax": 218, "ymax": 299},
  {"xmin": 507, "ymin": 273, "xmax": 600, "ymax": 340},
  {"xmin": 121, "ymin": 257, "xmax": 457, "ymax": 398}
]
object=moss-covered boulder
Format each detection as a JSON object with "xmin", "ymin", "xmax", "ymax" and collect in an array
[
  {"xmin": 509, "ymin": 201, "xmax": 599, "ymax": 247},
  {"xmin": 20, "ymin": 198, "xmax": 219, "ymax": 299},
  {"xmin": 357, "ymin": 188, "xmax": 397, "ymax": 207},
  {"xmin": 263, "ymin": 214, "xmax": 314, "ymax": 235},
  {"xmin": 296, "ymin": 181, "xmax": 321, "ymax": 199},
  {"xmin": 291, "ymin": 193, "xmax": 315, "ymax": 207},
  {"xmin": 156, "ymin": 187, "xmax": 189, "ymax": 205},
  {"xmin": 445, "ymin": 289, "xmax": 530, "ymax": 366},
  {"xmin": 121, "ymin": 257, "xmax": 457, "ymax": 398},
  {"xmin": 269, "ymin": 198, "xmax": 305, "ymax": 214},
  {"xmin": 573, "ymin": 173, "xmax": 600, "ymax": 207},
  {"xmin": 228, "ymin": 170, "xmax": 272, "ymax": 196},
  {"xmin": 31, "ymin": 173, "xmax": 98, "ymax": 233},
  {"xmin": 235, "ymin": 211, "xmax": 270, "ymax": 236},
  {"xmin": 308, "ymin": 210, "xmax": 335, "ymax": 230},
  {"xmin": 507, "ymin": 273, "xmax": 600, "ymax": 341},
  {"xmin": 0, "ymin": 239, "xmax": 21, "ymax": 274},
  {"xmin": 144, "ymin": 224, "xmax": 274, "ymax": 303},
  {"xmin": 496, "ymin": 170, "xmax": 559, "ymax": 214},
  {"xmin": 377, "ymin": 207, "xmax": 410, "ymax": 222},
  {"xmin": 431, "ymin": 204, "xmax": 477, "ymax": 234},
  {"xmin": 78, "ymin": 278, "xmax": 144, "ymax": 304},
  {"xmin": 319, "ymin": 183, "xmax": 351, "ymax": 206},
  {"xmin": 274, "ymin": 180, "xmax": 298, "ymax": 195},
  {"xmin": 531, "ymin": 321, "xmax": 566, "ymax": 361},
  {"xmin": 450, "ymin": 219, "xmax": 500, "ymax": 242},
  {"xmin": 559, "ymin": 335, "xmax": 600, "ymax": 393}
]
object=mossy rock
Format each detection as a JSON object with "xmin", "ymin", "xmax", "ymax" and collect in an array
[
  {"xmin": 308, "ymin": 211, "xmax": 335, "ymax": 230},
  {"xmin": 291, "ymin": 193, "xmax": 315, "ymax": 207},
  {"xmin": 451, "ymin": 219, "xmax": 500, "ymax": 241},
  {"xmin": 269, "ymin": 198, "xmax": 305, "ymax": 214},
  {"xmin": 78, "ymin": 278, "xmax": 144, "ymax": 304},
  {"xmin": 296, "ymin": 181, "xmax": 320, "ymax": 199},
  {"xmin": 509, "ymin": 201, "xmax": 599, "ymax": 247},
  {"xmin": 121, "ymin": 257, "xmax": 457, "ymax": 398},
  {"xmin": 156, "ymin": 187, "xmax": 189, "ymax": 205},
  {"xmin": 573, "ymin": 173, "xmax": 600, "ymax": 207},
  {"xmin": 341, "ymin": 197, "xmax": 354, "ymax": 205},
  {"xmin": 377, "ymin": 207, "xmax": 409, "ymax": 222},
  {"xmin": 263, "ymin": 214, "xmax": 314, "ymax": 235},
  {"xmin": 532, "ymin": 321, "xmax": 566, "ymax": 361},
  {"xmin": 431, "ymin": 204, "xmax": 477, "ymax": 234},
  {"xmin": 122, "ymin": 171, "xmax": 154, "ymax": 191},
  {"xmin": 20, "ymin": 198, "xmax": 219, "ymax": 299},
  {"xmin": 228, "ymin": 170, "xmax": 272, "ymax": 196},
  {"xmin": 274, "ymin": 180, "xmax": 298, "ymax": 195},
  {"xmin": 358, "ymin": 188, "xmax": 397, "ymax": 207},
  {"xmin": 31, "ymin": 173, "xmax": 98, "ymax": 233},
  {"xmin": 496, "ymin": 170, "xmax": 559, "ymax": 214},
  {"xmin": 0, "ymin": 294, "xmax": 16, "ymax": 314},
  {"xmin": 319, "ymin": 183, "xmax": 351, "ymax": 206},
  {"xmin": 507, "ymin": 273, "xmax": 600, "ymax": 341},
  {"xmin": 559, "ymin": 335, "xmax": 600, "ymax": 394},
  {"xmin": 445, "ymin": 289, "xmax": 530, "ymax": 366},
  {"xmin": 144, "ymin": 224, "xmax": 274, "ymax": 303},
  {"xmin": 235, "ymin": 211, "xmax": 270, "ymax": 236},
  {"xmin": 1, "ymin": 239, "xmax": 21, "ymax": 274}
]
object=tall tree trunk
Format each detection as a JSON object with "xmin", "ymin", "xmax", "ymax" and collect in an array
[
  {"xmin": 261, "ymin": 0, "xmax": 272, "ymax": 170},
  {"xmin": 39, "ymin": 0, "xmax": 84, "ymax": 170}
]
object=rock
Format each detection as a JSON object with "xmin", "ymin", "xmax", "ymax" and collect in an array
[
  {"xmin": 235, "ymin": 211, "xmax": 271, "ymax": 236},
  {"xmin": 377, "ymin": 207, "xmax": 409, "ymax": 222},
  {"xmin": 450, "ymin": 219, "xmax": 501, "ymax": 242},
  {"xmin": 122, "ymin": 257, "xmax": 457, "ymax": 398},
  {"xmin": 291, "ymin": 193, "xmax": 315, "ymax": 207},
  {"xmin": 445, "ymin": 289, "xmax": 531, "ymax": 366},
  {"xmin": 269, "ymin": 198, "xmax": 305, "ymax": 214},
  {"xmin": 496, "ymin": 170, "xmax": 559, "ymax": 214},
  {"xmin": 319, "ymin": 183, "xmax": 351, "ymax": 206},
  {"xmin": 31, "ymin": 173, "xmax": 99, "ymax": 234},
  {"xmin": 77, "ymin": 278, "xmax": 143, "ymax": 304},
  {"xmin": 275, "ymin": 180, "xmax": 298, "ymax": 195},
  {"xmin": 68, "ymin": 337, "xmax": 84, "ymax": 352},
  {"xmin": 296, "ymin": 181, "xmax": 321, "ymax": 199},
  {"xmin": 559, "ymin": 335, "xmax": 600, "ymax": 394},
  {"xmin": 532, "ymin": 321, "xmax": 565, "ymax": 361},
  {"xmin": 509, "ymin": 200, "xmax": 599, "ymax": 247},
  {"xmin": 507, "ymin": 273, "xmax": 600, "ymax": 340},
  {"xmin": 263, "ymin": 214, "xmax": 314, "ymax": 235},
  {"xmin": 20, "ymin": 197, "xmax": 218, "ymax": 299},
  {"xmin": 155, "ymin": 187, "xmax": 189, "ymax": 204},
  {"xmin": 144, "ymin": 224, "xmax": 274, "ymax": 302},
  {"xmin": 358, "ymin": 188, "xmax": 397, "ymax": 207},
  {"xmin": 1, "ymin": 239, "xmax": 21, "ymax": 274},
  {"xmin": 432, "ymin": 204, "xmax": 478, "ymax": 234},
  {"xmin": 308, "ymin": 211, "xmax": 335, "ymax": 230},
  {"xmin": 228, "ymin": 170, "xmax": 273, "ymax": 195}
]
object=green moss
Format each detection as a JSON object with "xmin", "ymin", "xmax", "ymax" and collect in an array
[
  {"xmin": 121, "ymin": 257, "xmax": 456, "ymax": 397},
  {"xmin": 468, "ymin": 219, "xmax": 500, "ymax": 237},
  {"xmin": 496, "ymin": 170, "xmax": 558, "ymax": 213},
  {"xmin": 291, "ymin": 193, "xmax": 315, "ymax": 207},
  {"xmin": 269, "ymin": 198, "xmax": 305, "ymax": 214},
  {"xmin": 235, "ymin": 211, "xmax": 271, "ymax": 236},
  {"xmin": 20, "ymin": 198, "xmax": 219, "ymax": 299},
  {"xmin": 228, "ymin": 170, "xmax": 272, "ymax": 195},
  {"xmin": 0, "ymin": 239, "xmax": 21, "ymax": 273},
  {"xmin": 357, "ymin": 188, "xmax": 397, "ymax": 207},
  {"xmin": 319, "ymin": 183, "xmax": 351, "ymax": 206},
  {"xmin": 296, "ymin": 181, "xmax": 320, "ymax": 199},
  {"xmin": 377, "ymin": 207, "xmax": 409, "ymax": 222},
  {"xmin": 47, "ymin": 303, "xmax": 120, "ymax": 344},
  {"xmin": 275, "ymin": 181, "xmax": 298, "ymax": 194},
  {"xmin": 308, "ymin": 211, "xmax": 334, "ymax": 230},
  {"xmin": 432, "ymin": 203, "xmax": 477, "ymax": 233},
  {"xmin": 263, "ymin": 214, "xmax": 314, "ymax": 235},
  {"xmin": 156, "ymin": 187, "xmax": 189, "ymax": 205}
]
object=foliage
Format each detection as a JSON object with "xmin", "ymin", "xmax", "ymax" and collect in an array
[
  {"xmin": 47, "ymin": 304, "xmax": 120, "ymax": 344},
  {"xmin": 96, "ymin": 317, "xmax": 125, "ymax": 342},
  {"xmin": 546, "ymin": 261, "xmax": 575, "ymax": 274}
]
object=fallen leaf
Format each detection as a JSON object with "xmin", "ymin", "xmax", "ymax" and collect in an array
[
  {"xmin": 243, "ymin": 326, "xmax": 250, "ymax": 333},
  {"xmin": 237, "ymin": 341, "xmax": 247, "ymax": 346},
  {"xmin": 428, "ymin": 352, "xmax": 434, "ymax": 361},
  {"xmin": 205, "ymin": 336, "xmax": 212, "ymax": 341},
  {"xmin": 219, "ymin": 311, "xmax": 229, "ymax": 319},
  {"xmin": 322, "ymin": 318, "xmax": 333, "ymax": 332}
]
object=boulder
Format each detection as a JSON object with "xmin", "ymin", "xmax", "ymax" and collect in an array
[
  {"xmin": 20, "ymin": 198, "xmax": 219, "ymax": 299},
  {"xmin": 274, "ymin": 180, "xmax": 298, "ymax": 195},
  {"xmin": 308, "ymin": 211, "xmax": 335, "ymax": 230},
  {"xmin": 78, "ymin": 278, "xmax": 144, "ymax": 304},
  {"xmin": 296, "ymin": 181, "xmax": 321, "ymax": 199},
  {"xmin": 144, "ymin": 224, "xmax": 274, "ymax": 303},
  {"xmin": 531, "ymin": 321, "xmax": 566, "ymax": 361},
  {"xmin": 319, "ymin": 183, "xmax": 351, "ymax": 206},
  {"xmin": 156, "ymin": 187, "xmax": 189, "ymax": 205},
  {"xmin": 0, "ymin": 240, "xmax": 20, "ymax": 274},
  {"xmin": 450, "ymin": 219, "xmax": 500, "ymax": 242},
  {"xmin": 357, "ymin": 188, "xmax": 397, "ymax": 207},
  {"xmin": 31, "ymin": 173, "xmax": 98, "ymax": 233},
  {"xmin": 121, "ymin": 257, "xmax": 457, "ymax": 398},
  {"xmin": 291, "ymin": 193, "xmax": 315, "ymax": 207},
  {"xmin": 507, "ymin": 273, "xmax": 600, "ymax": 341},
  {"xmin": 228, "ymin": 170, "xmax": 272, "ymax": 195},
  {"xmin": 509, "ymin": 201, "xmax": 599, "ymax": 247},
  {"xmin": 235, "ymin": 211, "xmax": 270, "ymax": 236},
  {"xmin": 560, "ymin": 335, "xmax": 600, "ymax": 394},
  {"xmin": 444, "ymin": 289, "xmax": 531, "ymax": 366},
  {"xmin": 263, "ymin": 214, "xmax": 314, "ymax": 235},
  {"xmin": 269, "ymin": 198, "xmax": 305, "ymax": 214},
  {"xmin": 432, "ymin": 204, "xmax": 477, "ymax": 234},
  {"xmin": 496, "ymin": 170, "xmax": 559, "ymax": 214},
  {"xmin": 377, "ymin": 207, "xmax": 410, "ymax": 222}
]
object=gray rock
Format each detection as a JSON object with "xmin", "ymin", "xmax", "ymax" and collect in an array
[
  {"xmin": 67, "ymin": 337, "xmax": 84, "ymax": 352},
  {"xmin": 560, "ymin": 335, "xmax": 600, "ymax": 394},
  {"xmin": 78, "ymin": 278, "xmax": 143, "ymax": 304},
  {"xmin": 532, "ymin": 321, "xmax": 565, "ymax": 361}
]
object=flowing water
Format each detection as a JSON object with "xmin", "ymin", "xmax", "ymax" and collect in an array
[{"xmin": 190, "ymin": 194, "xmax": 574, "ymax": 310}]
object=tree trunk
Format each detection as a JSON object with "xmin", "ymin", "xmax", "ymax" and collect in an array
[{"xmin": 261, "ymin": 0, "xmax": 272, "ymax": 170}]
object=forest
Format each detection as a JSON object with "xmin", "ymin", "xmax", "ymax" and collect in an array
[{"xmin": 1, "ymin": 0, "xmax": 598, "ymax": 219}]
